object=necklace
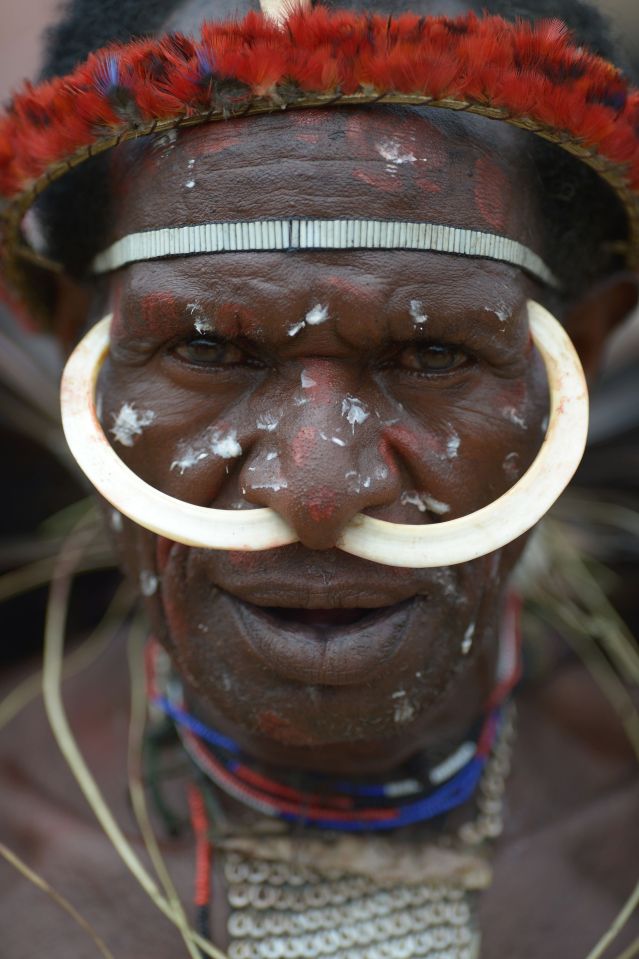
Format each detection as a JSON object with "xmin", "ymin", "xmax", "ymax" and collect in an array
[
  {"xmin": 145, "ymin": 600, "xmax": 520, "ymax": 957},
  {"xmin": 148, "ymin": 597, "xmax": 520, "ymax": 834},
  {"xmin": 220, "ymin": 703, "xmax": 515, "ymax": 959}
]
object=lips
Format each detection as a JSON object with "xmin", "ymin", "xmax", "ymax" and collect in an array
[{"xmin": 222, "ymin": 590, "xmax": 418, "ymax": 686}]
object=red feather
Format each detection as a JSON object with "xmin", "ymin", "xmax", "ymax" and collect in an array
[{"xmin": 0, "ymin": 7, "xmax": 637, "ymax": 221}]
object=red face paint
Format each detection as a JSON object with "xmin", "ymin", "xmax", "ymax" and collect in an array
[
  {"xmin": 377, "ymin": 437, "xmax": 400, "ymax": 475},
  {"xmin": 216, "ymin": 302, "xmax": 257, "ymax": 338},
  {"xmin": 188, "ymin": 131, "xmax": 242, "ymax": 157},
  {"xmin": 473, "ymin": 155, "xmax": 511, "ymax": 232},
  {"xmin": 295, "ymin": 132, "xmax": 320, "ymax": 145},
  {"xmin": 257, "ymin": 711, "xmax": 318, "ymax": 747},
  {"xmin": 156, "ymin": 535, "xmax": 174, "ymax": 573},
  {"xmin": 414, "ymin": 175, "xmax": 442, "ymax": 195},
  {"xmin": 136, "ymin": 290, "xmax": 181, "ymax": 337},
  {"xmin": 353, "ymin": 168, "xmax": 404, "ymax": 193},
  {"xmin": 383, "ymin": 423, "xmax": 446, "ymax": 462},
  {"xmin": 291, "ymin": 426, "xmax": 317, "ymax": 466},
  {"xmin": 307, "ymin": 485, "xmax": 337, "ymax": 523}
]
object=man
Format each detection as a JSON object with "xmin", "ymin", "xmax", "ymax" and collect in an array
[{"xmin": 1, "ymin": 1, "xmax": 638, "ymax": 957}]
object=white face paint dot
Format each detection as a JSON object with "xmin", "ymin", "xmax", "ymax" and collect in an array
[
  {"xmin": 400, "ymin": 491, "xmax": 450, "ymax": 515},
  {"xmin": 210, "ymin": 430, "xmax": 242, "ymax": 459},
  {"xmin": 140, "ymin": 571, "xmax": 159, "ymax": 597},
  {"xmin": 461, "ymin": 622, "xmax": 475, "ymax": 656},
  {"xmin": 110, "ymin": 403, "xmax": 156, "ymax": 447},
  {"xmin": 341, "ymin": 396, "xmax": 369, "ymax": 431},
  {"xmin": 171, "ymin": 427, "xmax": 242, "ymax": 474},
  {"xmin": 251, "ymin": 479, "xmax": 288, "ymax": 492},
  {"xmin": 288, "ymin": 320, "xmax": 306, "ymax": 337},
  {"xmin": 486, "ymin": 303, "xmax": 510, "ymax": 326},
  {"xmin": 185, "ymin": 179, "xmax": 195, "ymax": 189},
  {"xmin": 301, "ymin": 370, "xmax": 317, "ymax": 389},
  {"xmin": 393, "ymin": 697, "xmax": 416, "ymax": 724},
  {"xmin": 502, "ymin": 451, "xmax": 520, "ymax": 481},
  {"xmin": 409, "ymin": 299, "xmax": 428, "ymax": 325},
  {"xmin": 376, "ymin": 138, "xmax": 417, "ymax": 166},
  {"xmin": 186, "ymin": 303, "xmax": 214, "ymax": 335},
  {"xmin": 256, "ymin": 414, "xmax": 279, "ymax": 432},
  {"xmin": 305, "ymin": 304, "xmax": 329, "ymax": 326},
  {"xmin": 446, "ymin": 431, "xmax": 461, "ymax": 458},
  {"xmin": 504, "ymin": 407, "xmax": 527, "ymax": 429}
]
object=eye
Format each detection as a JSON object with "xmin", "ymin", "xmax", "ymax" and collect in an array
[
  {"xmin": 396, "ymin": 343, "xmax": 471, "ymax": 375},
  {"xmin": 173, "ymin": 336, "xmax": 249, "ymax": 367}
]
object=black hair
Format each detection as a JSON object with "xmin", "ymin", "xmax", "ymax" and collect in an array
[{"xmin": 36, "ymin": 0, "xmax": 634, "ymax": 301}]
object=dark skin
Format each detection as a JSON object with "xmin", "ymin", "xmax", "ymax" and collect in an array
[
  {"xmin": 4, "ymin": 5, "xmax": 636, "ymax": 956},
  {"xmin": 93, "ymin": 107, "xmax": 549, "ymax": 774},
  {"xmin": 56, "ymin": 4, "xmax": 636, "ymax": 776}
]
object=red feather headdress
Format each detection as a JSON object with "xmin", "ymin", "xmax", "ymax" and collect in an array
[{"xmin": 1, "ymin": 6, "xmax": 638, "ymax": 317}]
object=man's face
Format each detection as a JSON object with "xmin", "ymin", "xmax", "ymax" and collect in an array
[{"xmin": 96, "ymin": 108, "xmax": 549, "ymax": 773}]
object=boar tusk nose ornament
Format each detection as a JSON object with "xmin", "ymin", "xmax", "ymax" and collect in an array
[{"xmin": 60, "ymin": 300, "xmax": 588, "ymax": 568}]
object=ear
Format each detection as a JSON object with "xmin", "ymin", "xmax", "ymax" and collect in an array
[
  {"xmin": 50, "ymin": 272, "xmax": 92, "ymax": 354},
  {"xmin": 562, "ymin": 272, "xmax": 638, "ymax": 380}
]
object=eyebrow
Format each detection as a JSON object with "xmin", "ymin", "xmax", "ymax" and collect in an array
[{"xmin": 92, "ymin": 217, "xmax": 559, "ymax": 289}]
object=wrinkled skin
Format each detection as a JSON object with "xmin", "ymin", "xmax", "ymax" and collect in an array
[
  {"xmin": 94, "ymin": 107, "xmax": 551, "ymax": 774},
  {"xmin": 2, "ymin": 3, "xmax": 638, "ymax": 958}
]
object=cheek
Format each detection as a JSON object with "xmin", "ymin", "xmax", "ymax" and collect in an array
[
  {"xmin": 99, "ymin": 353, "xmax": 250, "ymax": 510},
  {"xmin": 383, "ymin": 365, "xmax": 547, "ymax": 515}
]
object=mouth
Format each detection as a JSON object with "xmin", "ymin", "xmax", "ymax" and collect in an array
[
  {"xmin": 262, "ymin": 606, "xmax": 384, "ymax": 628},
  {"xmin": 225, "ymin": 591, "xmax": 417, "ymax": 686}
]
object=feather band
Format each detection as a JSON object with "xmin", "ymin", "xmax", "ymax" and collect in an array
[{"xmin": 1, "ymin": 6, "xmax": 638, "ymax": 311}]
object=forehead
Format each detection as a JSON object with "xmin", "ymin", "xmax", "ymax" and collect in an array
[{"xmin": 109, "ymin": 107, "xmax": 543, "ymax": 254}]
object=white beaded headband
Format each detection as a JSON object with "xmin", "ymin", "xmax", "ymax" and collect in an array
[{"xmin": 91, "ymin": 218, "xmax": 559, "ymax": 288}]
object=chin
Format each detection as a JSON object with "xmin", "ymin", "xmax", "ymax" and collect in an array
[{"xmin": 156, "ymin": 588, "xmax": 499, "ymax": 771}]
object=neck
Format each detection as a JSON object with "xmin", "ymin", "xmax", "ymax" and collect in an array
[{"xmin": 147, "ymin": 597, "xmax": 520, "ymax": 832}]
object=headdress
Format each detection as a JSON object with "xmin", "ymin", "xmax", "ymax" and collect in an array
[{"xmin": 1, "ymin": 5, "xmax": 638, "ymax": 320}]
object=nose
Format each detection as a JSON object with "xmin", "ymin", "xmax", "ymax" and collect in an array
[{"xmin": 240, "ymin": 365, "xmax": 402, "ymax": 550}]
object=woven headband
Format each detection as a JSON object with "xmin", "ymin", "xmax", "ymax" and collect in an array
[
  {"xmin": 1, "ymin": 4, "xmax": 638, "ymax": 318},
  {"xmin": 91, "ymin": 219, "xmax": 559, "ymax": 287}
]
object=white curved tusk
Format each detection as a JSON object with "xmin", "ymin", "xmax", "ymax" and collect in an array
[
  {"xmin": 337, "ymin": 300, "xmax": 588, "ymax": 566},
  {"xmin": 60, "ymin": 317, "xmax": 297, "ymax": 551},
  {"xmin": 60, "ymin": 300, "xmax": 588, "ymax": 567}
]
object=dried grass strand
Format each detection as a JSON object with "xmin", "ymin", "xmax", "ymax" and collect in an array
[
  {"xmin": 584, "ymin": 884, "xmax": 639, "ymax": 959},
  {"xmin": 0, "ymin": 842, "xmax": 115, "ymax": 959},
  {"xmin": 41, "ymin": 523, "xmax": 228, "ymax": 958},
  {"xmin": 0, "ymin": 580, "xmax": 131, "ymax": 731},
  {"xmin": 126, "ymin": 618, "xmax": 201, "ymax": 959},
  {"xmin": 522, "ymin": 507, "xmax": 639, "ymax": 959},
  {"xmin": 612, "ymin": 936, "xmax": 639, "ymax": 959},
  {"xmin": 0, "ymin": 548, "xmax": 115, "ymax": 604}
]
